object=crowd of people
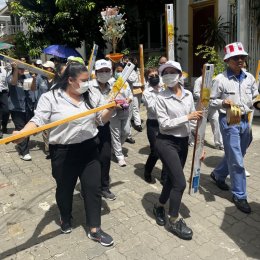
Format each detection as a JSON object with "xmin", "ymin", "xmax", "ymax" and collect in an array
[{"xmin": 0, "ymin": 41, "xmax": 259, "ymax": 245}]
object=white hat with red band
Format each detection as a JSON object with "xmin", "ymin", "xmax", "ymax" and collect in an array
[{"xmin": 223, "ymin": 42, "xmax": 248, "ymax": 61}]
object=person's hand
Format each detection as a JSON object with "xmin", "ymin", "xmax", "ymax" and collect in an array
[
  {"xmin": 187, "ymin": 111, "xmax": 203, "ymax": 121},
  {"xmin": 12, "ymin": 130, "xmax": 26, "ymax": 144},
  {"xmin": 11, "ymin": 62, "xmax": 18, "ymax": 69},
  {"xmin": 200, "ymin": 149, "xmax": 206, "ymax": 161},
  {"xmin": 222, "ymin": 99, "xmax": 234, "ymax": 108}
]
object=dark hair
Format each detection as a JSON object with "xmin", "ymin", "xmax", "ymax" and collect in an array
[
  {"xmin": 145, "ymin": 67, "xmax": 159, "ymax": 81},
  {"xmin": 54, "ymin": 63, "xmax": 67, "ymax": 83},
  {"xmin": 52, "ymin": 62, "xmax": 93, "ymax": 108}
]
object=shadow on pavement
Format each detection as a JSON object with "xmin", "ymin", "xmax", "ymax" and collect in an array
[
  {"xmin": 220, "ymin": 203, "xmax": 260, "ymax": 258},
  {"xmin": 202, "ymin": 155, "xmax": 223, "ymax": 168},
  {"xmin": 198, "ymin": 172, "xmax": 260, "ymax": 258},
  {"xmin": 0, "ymin": 193, "xmax": 111, "ymax": 259},
  {"xmin": 138, "ymin": 145, "xmax": 150, "ymax": 155},
  {"xmin": 141, "ymin": 192, "xmax": 191, "ymax": 221},
  {"xmin": 133, "ymin": 163, "xmax": 162, "ymax": 184}
]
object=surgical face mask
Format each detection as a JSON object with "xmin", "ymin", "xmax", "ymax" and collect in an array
[
  {"xmin": 96, "ymin": 72, "xmax": 111, "ymax": 83},
  {"xmin": 75, "ymin": 81, "xmax": 91, "ymax": 94},
  {"xmin": 162, "ymin": 74, "xmax": 179, "ymax": 88},
  {"xmin": 148, "ymin": 75, "xmax": 160, "ymax": 87},
  {"xmin": 114, "ymin": 72, "xmax": 122, "ymax": 80}
]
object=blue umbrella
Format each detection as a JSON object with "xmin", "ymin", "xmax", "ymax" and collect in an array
[
  {"xmin": 43, "ymin": 45, "xmax": 82, "ymax": 58},
  {"xmin": 0, "ymin": 42, "xmax": 14, "ymax": 50}
]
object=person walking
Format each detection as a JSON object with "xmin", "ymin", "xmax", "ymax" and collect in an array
[
  {"xmin": 210, "ymin": 42, "xmax": 259, "ymax": 214},
  {"xmin": 12, "ymin": 62, "xmax": 115, "ymax": 246},
  {"xmin": 153, "ymin": 61, "xmax": 202, "ymax": 240},
  {"xmin": 93, "ymin": 59, "xmax": 116, "ymax": 200},
  {"xmin": 193, "ymin": 74, "xmax": 224, "ymax": 150},
  {"xmin": 142, "ymin": 67, "xmax": 166, "ymax": 184},
  {"xmin": 8, "ymin": 62, "xmax": 36, "ymax": 160}
]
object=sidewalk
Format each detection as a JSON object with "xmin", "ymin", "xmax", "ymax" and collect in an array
[{"xmin": 0, "ymin": 107, "xmax": 260, "ymax": 260}]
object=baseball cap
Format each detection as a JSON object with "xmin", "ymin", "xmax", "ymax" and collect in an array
[
  {"xmin": 67, "ymin": 56, "xmax": 85, "ymax": 65},
  {"xmin": 158, "ymin": 60, "xmax": 182, "ymax": 75},
  {"xmin": 95, "ymin": 59, "xmax": 112, "ymax": 71},
  {"xmin": 42, "ymin": 61, "xmax": 55, "ymax": 70},
  {"xmin": 35, "ymin": 59, "xmax": 42, "ymax": 65}
]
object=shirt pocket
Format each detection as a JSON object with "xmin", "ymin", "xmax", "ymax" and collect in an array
[{"xmin": 245, "ymin": 87, "xmax": 252, "ymax": 95}]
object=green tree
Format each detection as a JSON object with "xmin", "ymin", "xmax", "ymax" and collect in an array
[{"xmin": 195, "ymin": 45, "xmax": 226, "ymax": 76}]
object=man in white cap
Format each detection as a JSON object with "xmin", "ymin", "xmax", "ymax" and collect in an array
[{"xmin": 210, "ymin": 42, "xmax": 259, "ymax": 213}]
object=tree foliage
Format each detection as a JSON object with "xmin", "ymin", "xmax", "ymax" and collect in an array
[
  {"xmin": 195, "ymin": 45, "xmax": 226, "ymax": 76},
  {"xmin": 9, "ymin": 0, "xmax": 170, "ymax": 56}
]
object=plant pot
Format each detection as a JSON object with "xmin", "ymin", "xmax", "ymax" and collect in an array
[{"xmin": 106, "ymin": 53, "xmax": 124, "ymax": 63}]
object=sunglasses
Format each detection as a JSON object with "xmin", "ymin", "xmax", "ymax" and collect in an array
[{"xmin": 230, "ymin": 55, "xmax": 247, "ymax": 61}]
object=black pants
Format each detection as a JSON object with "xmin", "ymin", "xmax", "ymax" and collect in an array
[
  {"xmin": 156, "ymin": 134, "xmax": 189, "ymax": 217},
  {"xmin": 144, "ymin": 119, "xmax": 166, "ymax": 181},
  {"xmin": 11, "ymin": 110, "xmax": 33, "ymax": 156},
  {"xmin": 49, "ymin": 136, "xmax": 102, "ymax": 227},
  {"xmin": 97, "ymin": 122, "xmax": 111, "ymax": 191},
  {"xmin": 0, "ymin": 91, "xmax": 9, "ymax": 129}
]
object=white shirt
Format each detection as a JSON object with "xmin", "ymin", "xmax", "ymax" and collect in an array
[
  {"xmin": 31, "ymin": 87, "xmax": 105, "ymax": 144},
  {"xmin": 143, "ymin": 85, "xmax": 164, "ymax": 120},
  {"xmin": 210, "ymin": 69, "xmax": 259, "ymax": 114},
  {"xmin": 156, "ymin": 87, "xmax": 195, "ymax": 137}
]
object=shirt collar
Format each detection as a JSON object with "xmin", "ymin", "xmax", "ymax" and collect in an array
[
  {"xmin": 148, "ymin": 86, "xmax": 163, "ymax": 92},
  {"xmin": 165, "ymin": 86, "xmax": 188, "ymax": 99},
  {"xmin": 227, "ymin": 68, "xmax": 247, "ymax": 81},
  {"xmin": 92, "ymin": 79, "xmax": 112, "ymax": 93}
]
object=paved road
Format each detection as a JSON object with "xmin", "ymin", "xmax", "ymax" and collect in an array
[{"xmin": 0, "ymin": 107, "xmax": 260, "ymax": 260}]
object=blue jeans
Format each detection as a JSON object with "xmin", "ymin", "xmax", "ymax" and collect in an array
[{"xmin": 213, "ymin": 114, "xmax": 251, "ymax": 199}]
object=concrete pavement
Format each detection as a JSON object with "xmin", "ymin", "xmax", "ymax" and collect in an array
[{"xmin": 0, "ymin": 106, "xmax": 260, "ymax": 260}]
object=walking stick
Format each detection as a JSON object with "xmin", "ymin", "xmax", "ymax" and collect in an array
[{"xmin": 0, "ymin": 62, "xmax": 135, "ymax": 145}]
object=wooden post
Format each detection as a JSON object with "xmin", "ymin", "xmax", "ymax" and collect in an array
[{"xmin": 139, "ymin": 44, "xmax": 145, "ymax": 86}]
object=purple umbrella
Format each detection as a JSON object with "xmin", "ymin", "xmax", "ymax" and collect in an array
[{"xmin": 43, "ymin": 45, "xmax": 82, "ymax": 58}]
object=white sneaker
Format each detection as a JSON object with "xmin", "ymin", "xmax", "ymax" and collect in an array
[
  {"xmin": 245, "ymin": 170, "xmax": 250, "ymax": 177},
  {"xmin": 20, "ymin": 154, "xmax": 32, "ymax": 161},
  {"xmin": 118, "ymin": 159, "xmax": 126, "ymax": 167}
]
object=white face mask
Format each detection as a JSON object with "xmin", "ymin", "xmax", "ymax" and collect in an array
[
  {"xmin": 162, "ymin": 74, "xmax": 180, "ymax": 88},
  {"xmin": 115, "ymin": 72, "xmax": 122, "ymax": 80},
  {"xmin": 96, "ymin": 72, "xmax": 111, "ymax": 83},
  {"xmin": 75, "ymin": 81, "xmax": 91, "ymax": 94}
]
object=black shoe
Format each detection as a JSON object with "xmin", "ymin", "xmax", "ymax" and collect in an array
[
  {"xmin": 135, "ymin": 125, "xmax": 143, "ymax": 132},
  {"xmin": 232, "ymin": 195, "xmax": 251, "ymax": 214},
  {"xmin": 88, "ymin": 228, "xmax": 114, "ymax": 247},
  {"xmin": 144, "ymin": 173, "xmax": 155, "ymax": 184},
  {"xmin": 169, "ymin": 218, "xmax": 193, "ymax": 240},
  {"xmin": 125, "ymin": 137, "xmax": 135, "ymax": 144},
  {"xmin": 153, "ymin": 205, "xmax": 166, "ymax": 226},
  {"xmin": 60, "ymin": 217, "xmax": 72, "ymax": 234},
  {"xmin": 101, "ymin": 189, "xmax": 116, "ymax": 201},
  {"xmin": 210, "ymin": 172, "xmax": 229, "ymax": 191}
]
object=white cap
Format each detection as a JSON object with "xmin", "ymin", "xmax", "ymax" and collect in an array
[
  {"xmin": 36, "ymin": 59, "xmax": 42, "ymax": 65},
  {"xmin": 158, "ymin": 60, "xmax": 182, "ymax": 75},
  {"xmin": 95, "ymin": 59, "xmax": 112, "ymax": 71},
  {"xmin": 223, "ymin": 42, "xmax": 248, "ymax": 61},
  {"xmin": 42, "ymin": 61, "xmax": 55, "ymax": 70}
]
